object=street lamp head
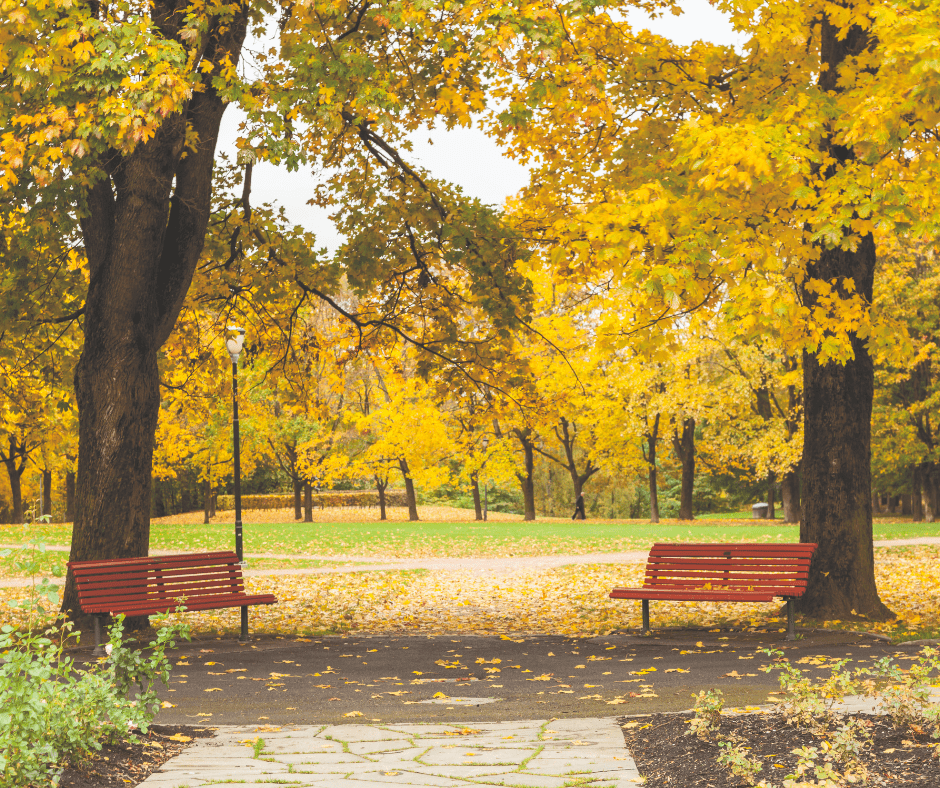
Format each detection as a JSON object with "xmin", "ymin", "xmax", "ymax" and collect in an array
[
  {"xmin": 226, "ymin": 326, "xmax": 245, "ymax": 361},
  {"xmin": 482, "ymin": 435, "xmax": 489, "ymax": 451}
]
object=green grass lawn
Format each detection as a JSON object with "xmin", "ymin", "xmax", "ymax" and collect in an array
[{"xmin": 2, "ymin": 517, "xmax": 936, "ymax": 563}]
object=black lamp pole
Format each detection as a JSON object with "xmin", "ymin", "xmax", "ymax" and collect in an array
[
  {"xmin": 482, "ymin": 436, "xmax": 489, "ymax": 522},
  {"xmin": 226, "ymin": 327, "xmax": 248, "ymax": 642}
]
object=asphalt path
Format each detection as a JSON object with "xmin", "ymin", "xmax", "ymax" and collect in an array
[{"xmin": 92, "ymin": 629, "xmax": 933, "ymax": 727}]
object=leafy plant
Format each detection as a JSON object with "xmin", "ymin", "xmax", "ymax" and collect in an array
[
  {"xmin": 716, "ymin": 739, "xmax": 764, "ymax": 785},
  {"xmin": 686, "ymin": 689, "xmax": 724, "ymax": 741},
  {"xmin": 0, "ymin": 537, "xmax": 189, "ymax": 786}
]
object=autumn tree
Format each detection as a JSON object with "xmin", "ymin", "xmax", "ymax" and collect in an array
[{"xmin": 494, "ymin": 0, "xmax": 940, "ymax": 619}]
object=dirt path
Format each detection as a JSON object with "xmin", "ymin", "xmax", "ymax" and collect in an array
[{"xmin": 1, "ymin": 537, "xmax": 937, "ymax": 589}]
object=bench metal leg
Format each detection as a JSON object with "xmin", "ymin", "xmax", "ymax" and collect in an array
[
  {"xmin": 641, "ymin": 600, "xmax": 650, "ymax": 634},
  {"xmin": 786, "ymin": 599, "xmax": 796, "ymax": 641},
  {"xmin": 92, "ymin": 616, "xmax": 107, "ymax": 657},
  {"xmin": 240, "ymin": 605, "xmax": 249, "ymax": 643}
]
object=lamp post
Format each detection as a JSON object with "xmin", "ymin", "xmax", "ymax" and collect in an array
[
  {"xmin": 225, "ymin": 326, "xmax": 249, "ymax": 643},
  {"xmin": 481, "ymin": 436, "xmax": 489, "ymax": 522}
]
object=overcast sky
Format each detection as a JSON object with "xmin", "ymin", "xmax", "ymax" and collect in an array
[{"xmin": 217, "ymin": 0, "xmax": 744, "ymax": 253}]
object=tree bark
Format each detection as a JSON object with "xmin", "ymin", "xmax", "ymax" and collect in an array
[
  {"xmin": 767, "ymin": 470, "xmax": 776, "ymax": 520},
  {"xmin": 376, "ymin": 476, "xmax": 388, "ymax": 521},
  {"xmin": 924, "ymin": 463, "xmax": 939, "ymax": 523},
  {"xmin": 644, "ymin": 414, "xmax": 660, "ymax": 523},
  {"xmin": 513, "ymin": 427, "xmax": 536, "ymax": 521},
  {"xmin": 41, "ymin": 469, "xmax": 52, "ymax": 519},
  {"xmin": 65, "ymin": 470, "xmax": 75, "ymax": 523},
  {"xmin": 203, "ymin": 476, "xmax": 211, "ymax": 524},
  {"xmin": 911, "ymin": 464, "xmax": 924, "ymax": 522},
  {"xmin": 471, "ymin": 473, "xmax": 483, "ymax": 520},
  {"xmin": 671, "ymin": 417, "xmax": 695, "ymax": 521},
  {"xmin": 781, "ymin": 466, "xmax": 801, "ymax": 524},
  {"xmin": 795, "ymin": 12, "xmax": 893, "ymax": 622},
  {"xmin": 399, "ymin": 458, "xmax": 419, "ymax": 521},
  {"xmin": 61, "ymin": 5, "xmax": 250, "ymax": 629},
  {"xmin": 1, "ymin": 437, "xmax": 29, "ymax": 524},
  {"xmin": 303, "ymin": 482, "xmax": 313, "ymax": 522}
]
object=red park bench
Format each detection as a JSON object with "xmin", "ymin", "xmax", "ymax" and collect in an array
[
  {"xmin": 68, "ymin": 550, "xmax": 277, "ymax": 655},
  {"xmin": 609, "ymin": 542, "xmax": 817, "ymax": 640}
]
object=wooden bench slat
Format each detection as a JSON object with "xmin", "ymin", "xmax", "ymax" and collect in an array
[
  {"xmin": 75, "ymin": 570, "xmax": 245, "ymax": 593},
  {"xmin": 69, "ymin": 551, "xmax": 238, "ymax": 571},
  {"xmin": 84, "ymin": 593, "xmax": 278, "ymax": 617},
  {"xmin": 650, "ymin": 542, "xmax": 816, "ymax": 553},
  {"xmin": 610, "ymin": 588, "xmax": 774, "ymax": 601}
]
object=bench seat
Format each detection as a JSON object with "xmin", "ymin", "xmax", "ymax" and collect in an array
[
  {"xmin": 68, "ymin": 550, "xmax": 277, "ymax": 653},
  {"xmin": 609, "ymin": 542, "xmax": 817, "ymax": 640}
]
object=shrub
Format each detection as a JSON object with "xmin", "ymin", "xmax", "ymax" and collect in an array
[{"xmin": 0, "ymin": 532, "xmax": 189, "ymax": 786}]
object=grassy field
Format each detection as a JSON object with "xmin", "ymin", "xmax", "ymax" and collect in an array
[
  {"xmin": 1, "ymin": 511, "xmax": 937, "ymax": 565},
  {"xmin": 1, "ymin": 510, "xmax": 938, "ymax": 642}
]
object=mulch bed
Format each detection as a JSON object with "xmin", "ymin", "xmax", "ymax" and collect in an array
[
  {"xmin": 620, "ymin": 712, "xmax": 940, "ymax": 787},
  {"xmin": 58, "ymin": 725, "xmax": 214, "ymax": 788}
]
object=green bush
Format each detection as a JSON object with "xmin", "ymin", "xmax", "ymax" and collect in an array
[{"xmin": 0, "ymin": 531, "xmax": 189, "ymax": 786}]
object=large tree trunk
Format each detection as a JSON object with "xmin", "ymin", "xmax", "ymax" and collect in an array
[
  {"xmin": 796, "ymin": 13, "xmax": 892, "ymax": 622},
  {"xmin": 781, "ymin": 467, "xmax": 801, "ymax": 524},
  {"xmin": 645, "ymin": 414, "xmax": 660, "ymax": 524},
  {"xmin": 471, "ymin": 473, "xmax": 483, "ymax": 520},
  {"xmin": 671, "ymin": 417, "xmax": 695, "ymax": 521},
  {"xmin": 61, "ymin": 7, "xmax": 250, "ymax": 629},
  {"xmin": 399, "ymin": 458, "xmax": 419, "ymax": 521},
  {"xmin": 514, "ymin": 427, "xmax": 536, "ymax": 521}
]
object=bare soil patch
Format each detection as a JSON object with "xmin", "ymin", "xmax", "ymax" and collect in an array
[{"xmin": 620, "ymin": 712, "xmax": 940, "ymax": 787}]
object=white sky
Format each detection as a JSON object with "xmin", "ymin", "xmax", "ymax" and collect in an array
[{"xmin": 217, "ymin": 0, "xmax": 743, "ymax": 253}]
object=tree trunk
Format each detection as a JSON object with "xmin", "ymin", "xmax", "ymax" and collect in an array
[
  {"xmin": 646, "ymin": 414, "xmax": 660, "ymax": 524},
  {"xmin": 65, "ymin": 470, "xmax": 75, "ymax": 523},
  {"xmin": 399, "ymin": 458, "xmax": 419, "ymax": 521},
  {"xmin": 871, "ymin": 490, "xmax": 882, "ymax": 514},
  {"xmin": 911, "ymin": 465, "xmax": 924, "ymax": 522},
  {"xmin": 924, "ymin": 463, "xmax": 939, "ymax": 523},
  {"xmin": 887, "ymin": 494, "xmax": 896, "ymax": 514},
  {"xmin": 781, "ymin": 467, "xmax": 801, "ymax": 524},
  {"xmin": 303, "ymin": 482, "xmax": 313, "ymax": 522},
  {"xmin": 203, "ymin": 476, "xmax": 211, "ymax": 524},
  {"xmin": 795, "ymin": 13, "xmax": 892, "ymax": 622},
  {"xmin": 2, "ymin": 436, "xmax": 28, "ymax": 524},
  {"xmin": 41, "ymin": 469, "xmax": 52, "ymax": 519},
  {"xmin": 61, "ymin": 7, "xmax": 250, "ymax": 631},
  {"xmin": 671, "ymin": 417, "xmax": 695, "ymax": 521},
  {"xmin": 292, "ymin": 473, "xmax": 302, "ymax": 520},
  {"xmin": 767, "ymin": 470, "xmax": 776, "ymax": 520},
  {"xmin": 514, "ymin": 428, "xmax": 536, "ymax": 521},
  {"xmin": 471, "ymin": 473, "xmax": 483, "ymax": 520},
  {"xmin": 376, "ymin": 477, "xmax": 388, "ymax": 521}
]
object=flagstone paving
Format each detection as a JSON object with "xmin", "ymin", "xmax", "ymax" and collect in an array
[{"xmin": 139, "ymin": 718, "xmax": 642, "ymax": 788}]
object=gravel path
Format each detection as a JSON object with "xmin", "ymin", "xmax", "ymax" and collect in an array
[{"xmin": 0, "ymin": 537, "xmax": 936, "ymax": 589}]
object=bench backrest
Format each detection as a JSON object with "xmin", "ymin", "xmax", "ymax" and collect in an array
[
  {"xmin": 643, "ymin": 542, "xmax": 817, "ymax": 597},
  {"xmin": 68, "ymin": 551, "xmax": 247, "ymax": 614}
]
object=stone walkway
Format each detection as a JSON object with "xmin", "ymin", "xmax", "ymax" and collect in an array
[{"xmin": 142, "ymin": 718, "xmax": 642, "ymax": 788}]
